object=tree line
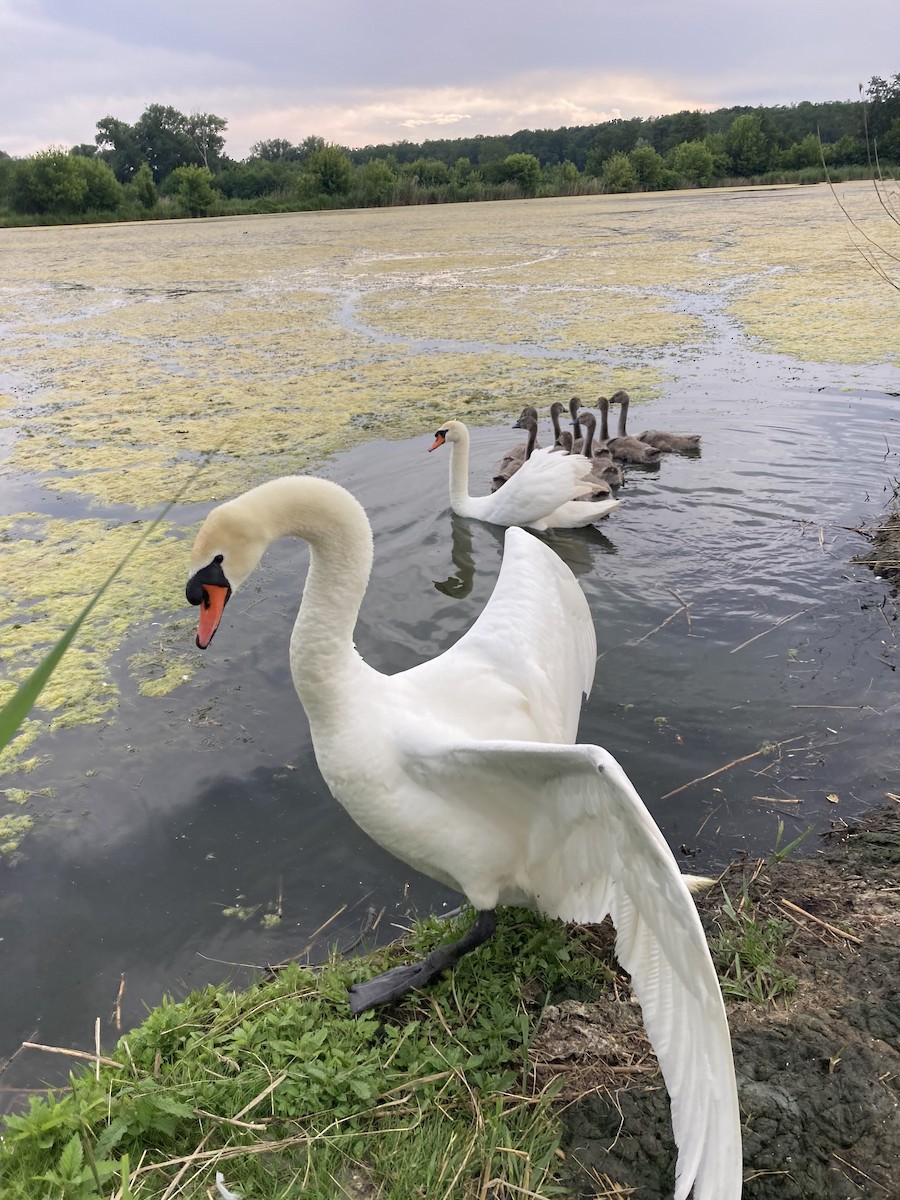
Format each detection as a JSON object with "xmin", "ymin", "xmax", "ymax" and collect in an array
[{"xmin": 1, "ymin": 76, "xmax": 898, "ymax": 225}]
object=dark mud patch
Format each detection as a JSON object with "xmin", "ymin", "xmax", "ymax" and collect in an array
[{"xmin": 541, "ymin": 807, "xmax": 900, "ymax": 1199}]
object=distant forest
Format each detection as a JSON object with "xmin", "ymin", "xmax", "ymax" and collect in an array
[{"xmin": 1, "ymin": 74, "xmax": 898, "ymax": 225}]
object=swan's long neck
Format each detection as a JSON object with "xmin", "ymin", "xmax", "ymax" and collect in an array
[
  {"xmin": 581, "ymin": 415, "xmax": 595, "ymax": 458},
  {"xmin": 224, "ymin": 477, "xmax": 375, "ymax": 721},
  {"xmin": 598, "ymin": 399, "xmax": 610, "ymax": 442},
  {"xmin": 446, "ymin": 426, "xmax": 474, "ymax": 510},
  {"xmin": 617, "ymin": 396, "xmax": 629, "ymax": 438}
]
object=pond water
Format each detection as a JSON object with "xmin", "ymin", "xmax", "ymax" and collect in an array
[
  {"xmin": 2, "ymin": 378, "xmax": 898, "ymax": 1111},
  {"xmin": 1, "ymin": 189, "xmax": 899, "ymax": 1113}
]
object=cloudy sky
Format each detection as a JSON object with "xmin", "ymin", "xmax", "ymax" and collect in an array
[{"xmin": 2, "ymin": 0, "xmax": 897, "ymax": 159}]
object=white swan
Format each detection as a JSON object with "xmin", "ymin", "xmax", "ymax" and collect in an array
[
  {"xmin": 186, "ymin": 475, "xmax": 742, "ymax": 1200},
  {"xmin": 430, "ymin": 419, "xmax": 620, "ymax": 530}
]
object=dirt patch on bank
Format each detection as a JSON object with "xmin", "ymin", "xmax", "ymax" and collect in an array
[{"xmin": 539, "ymin": 806, "xmax": 900, "ymax": 1199}]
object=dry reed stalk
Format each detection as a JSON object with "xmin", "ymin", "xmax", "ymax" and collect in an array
[
  {"xmin": 730, "ymin": 610, "xmax": 805, "ymax": 654},
  {"xmin": 777, "ymin": 898, "xmax": 863, "ymax": 944},
  {"xmin": 659, "ymin": 735, "xmax": 803, "ymax": 801},
  {"xmin": 21, "ymin": 1041, "xmax": 123, "ymax": 1069}
]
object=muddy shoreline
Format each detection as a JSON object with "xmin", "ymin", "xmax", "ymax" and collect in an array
[{"xmin": 545, "ymin": 806, "xmax": 900, "ymax": 1198}]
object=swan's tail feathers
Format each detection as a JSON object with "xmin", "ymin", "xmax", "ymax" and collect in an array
[
  {"xmin": 412, "ymin": 740, "xmax": 743, "ymax": 1200},
  {"xmin": 682, "ymin": 873, "xmax": 716, "ymax": 893}
]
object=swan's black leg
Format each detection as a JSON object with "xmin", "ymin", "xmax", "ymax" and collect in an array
[{"xmin": 348, "ymin": 909, "xmax": 497, "ymax": 1016}]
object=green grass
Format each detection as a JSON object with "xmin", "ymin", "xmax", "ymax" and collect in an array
[
  {"xmin": 708, "ymin": 883, "xmax": 797, "ymax": 1005},
  {"xmin": 0, "ymin": 908, "xmax": 616, "ymax": 1199}
]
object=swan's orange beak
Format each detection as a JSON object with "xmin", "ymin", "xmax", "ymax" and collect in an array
[
  {"xmin": 428, "ymin": 432, "xmax": 446, "ymax": 452},
  {"xmin": 196, "ymin": 584, "xmax": 230, "ymax": 649}
]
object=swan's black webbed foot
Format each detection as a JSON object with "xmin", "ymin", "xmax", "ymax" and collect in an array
[{"xmin": 347, "ymin": 909, "xmax": 497, "ymax": 1017}]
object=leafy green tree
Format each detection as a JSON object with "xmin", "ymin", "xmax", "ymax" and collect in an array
[
  {"xmin": 184, "ymin": 113, "xmax": 227, "ymax": 170},
  {"xmin": 249, "ymin": 138, "xmax": 299, "ymax": 161},
  {"xmin": 134, "ymin": 105, "xmax": 197, "ymax": 181},
  {"xmin": 95, "ymin": 116, "xmax": 143, "ymax": 181},
  {"xmin": 297, "ymin": 135, "xmax": 327, "ymax": 162},
  {"xmin": 780, "ymin": 133, "xmax": 822, "ymax": 169},
  {"xmin": 651, "ymin": 110, "xmax": 708, "ymax": 154},
  {"xmin": 405, "ymin": 157, "xmax": 451, "ymax": 187},
  {"xmin": 629, "ymin": 142, "xmax": 665, "ymax": 188},
  {"xmin": 451, "ymin": 157, "xmax": 478, "ymax": 187},
  {"xmin": 703, "ymin": 132, "xmax": 731, "ymax": 177},
  {"xmin": 69, "ymin": 143, "xmax": 98, "ymax": 158},
  {"xmin": 216, "ymin": 159, "xmax": 289, "ymax": 198},
  {"xmin": 128, "ymin": 162, "xmax": 157, "ymax": 209},
  {"xmin": 668, "ymin": 140, "xmax": 715, "ymax": 186},
  {"xmin": 583, "ymin": 146, "xmax": 607, "ymax": 177},
  {"xmin": 75, "ymin": 155, "xmax": 124, "ymax": 210},
  {"xmin": 881, "ymin": 117, "xmax": 900, "ymax": 161},
  {"xmin": 170, "ymin": 164, "xmax": 217, "ymax": 216},
  {"xmin": 12, "ymin": 149, "xmax": 88, "ymax": 213},
  {"xmin": 543, "ymin": 160, "xmax": 580, "ymax": 191},
  {"xmin": 825, "ymin": 134, "xmax": 868, "ymax": 166},
  {"xmin": 601, "ymin": 151, "xmax": 637, "ymax": 193},
  {"xmin": 306, "ymin": 145, "xmax": 353, "ymax": 195},
  {"xmin": 356, "ymin": 158, "xmax": 396, "ymax": 205},
  {"xmin": 866, "ymin": 73, "xmax": 900, "ymax": 139},
  {"xmin": 725, "ymin": 114, "xmax": 771, "ymax": 176},
  {"xmin": 499, "ymin": 152, "xmax": 541, "ymax": 194}
]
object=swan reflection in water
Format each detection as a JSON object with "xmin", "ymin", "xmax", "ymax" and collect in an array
[{"xmin": 434, "ymin": 512, "xmax": 617, "ymax": 600}]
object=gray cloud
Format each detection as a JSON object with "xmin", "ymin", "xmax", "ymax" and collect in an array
[{"xmin": 2, "ymin": 0, "xmax": 896, "ymax": 158}]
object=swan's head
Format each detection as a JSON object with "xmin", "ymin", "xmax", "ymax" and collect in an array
[
  {"xmin": 513, "ymin": 405, "xmax": 539, "ymax": 429},
  {"xmin": 609, "ymin": 389, "xmax": 630, "ymax": 408},
  {"xmin": 550, "ymin": 402, "xmax": 566, "ymax": 419},
  {"xmin": 568, "ymin": 396, "xmax": 582, "ymax": 419},
  {"xmin": 186, "ymin": 499, "xmax": 266, "ymax": 648},
  {"xmin": 428, "ymin": 419, "xmax": 467, "ymax": 452},
  {"xmin": 597, "ymin": 395, "xmax": 610, "ymax": 413},
  {"xmin": 575, "ymin": 411, "xmax": 596, "ymax": 431}
]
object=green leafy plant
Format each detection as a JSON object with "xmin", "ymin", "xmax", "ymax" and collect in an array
[{"xmin": 710, "ymin": 884, "xmax": 797, "ymax": 1004}]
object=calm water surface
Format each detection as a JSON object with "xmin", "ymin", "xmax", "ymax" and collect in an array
[{"xmin": 1, "ymin": 380, "xmax": 899, "ymax": 1109}]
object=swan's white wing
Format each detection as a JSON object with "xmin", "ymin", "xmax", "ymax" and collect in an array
[
  {"xmin": 405, "ymin": 528, "xmax": 595, "ymax": 743},
  {"xmin": 402, "ymin": 739, "xmax": 742, "ymax": 1200},
  {"xmin": 476, "ymin": 446, "xmax": 593, "ymax": 527}
]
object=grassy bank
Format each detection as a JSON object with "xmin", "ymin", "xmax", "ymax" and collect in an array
[{"xmin": 0, "ymin": 908, "xmax": 618, "ymax": 1199}]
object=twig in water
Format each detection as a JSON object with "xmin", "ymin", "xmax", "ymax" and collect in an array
[
  {"xmin": 730, "ymin": 611, "xmax": 805, "ymax": 654},
  {"xmin": 0, "ymin": 1029, "xmax": 38, "ymax": 1080},
  {"xmin": 752, "ymin": 796, "xmax": 803, "ymax": 804},
  {"xmin": 629, "ymin": 599, "xmax": 693, "ymax": 647},
  {"xmin": 668, "ymin": 588, "xmax": 693, "ymax": 634},
  {"xmin": 110, "ymin": 974, "xmax": 126, "ymax": 1032},
  {"xmin": 659, "ymin": 736, "xmax": 804, "ymax": 801}
]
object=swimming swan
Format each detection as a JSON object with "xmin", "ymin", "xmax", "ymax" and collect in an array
[
  {"xmin": 600, "ymin": 394, "xmax": 663, "ymax": 465},
  {"xmin": 430, "ymin": 419, "xmax": 620, "ymax": 530},
  {"xmin": 492, "ymin": 413, "xmax": 539, "ymax": 492},
  {"xmin": 494, "ymin": 405, "xmax": 541, "ymax": 483},
  {"xmin": 608, "ymin": 389, "xmax": 701, "ymax": 453},
  {"xmin": 186, "ymin": 475, "xmax": 741, "ymax": 1200}
]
